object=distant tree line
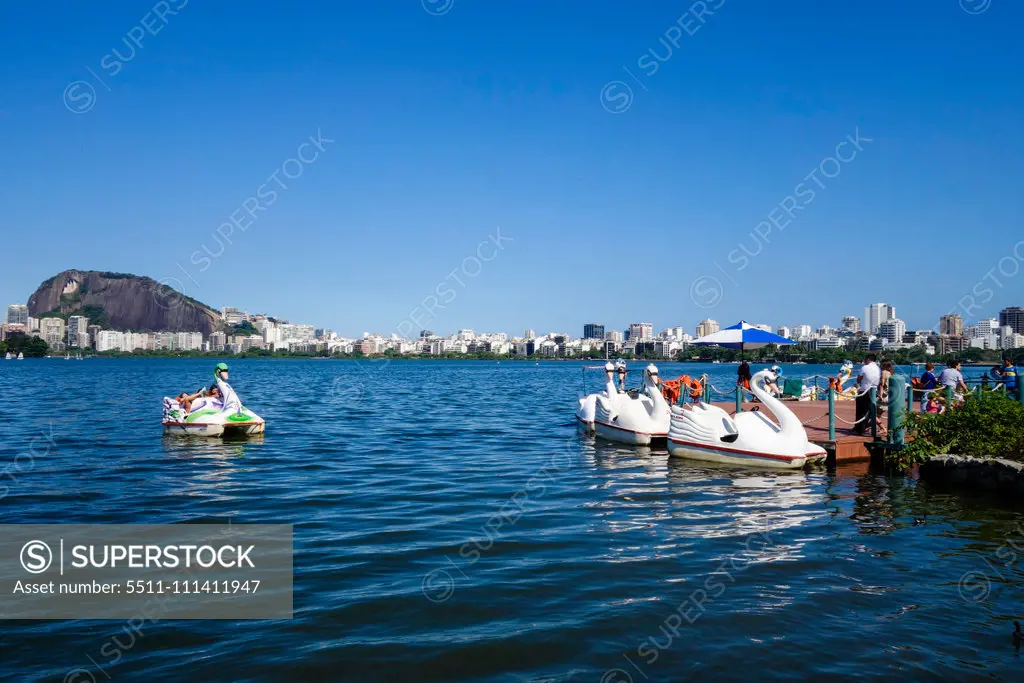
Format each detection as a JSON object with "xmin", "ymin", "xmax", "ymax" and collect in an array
[{"xmin": 0, "ymin": 334, "xmax": 49, "ymax": 357}]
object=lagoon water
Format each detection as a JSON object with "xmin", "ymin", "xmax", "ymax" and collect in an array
[{"xmin": 1, "ymin": 359, "xmax": 1023, "ymax": 682}]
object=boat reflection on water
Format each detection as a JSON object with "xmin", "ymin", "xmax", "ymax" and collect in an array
[
  {"xmin": 574, "ymin": 431, "xmax": 823, "ymax": 571},
  {"xmin": 162, "ymin": 432, "xmax": 265, "ymax": 460},
  {"xmin": 588, "ymin": 438, "xmax": 664, "ymax": 473}
]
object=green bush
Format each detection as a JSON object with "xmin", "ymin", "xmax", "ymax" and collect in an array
[{"xmin": 897, "ymin": 392, "xmax": 1024, "ymax": 467}]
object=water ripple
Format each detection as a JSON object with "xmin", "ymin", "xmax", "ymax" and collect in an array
[{"xmin": 0, "ymin": 359, "xmax": 1022, "ymax": 682}]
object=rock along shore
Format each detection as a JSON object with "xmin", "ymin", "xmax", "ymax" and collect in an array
[{"xmin": 918, "ymin": 454, "xmax": 1024, "ymax": 497}]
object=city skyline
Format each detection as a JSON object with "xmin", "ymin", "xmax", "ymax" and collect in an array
[
  {"xmin": 6, "ymin": 292, "xmax": 1024, "ymax": 341},
  {"xmin": 7, "ymin": 297, "xmax": 1024, "ymax": 358}
]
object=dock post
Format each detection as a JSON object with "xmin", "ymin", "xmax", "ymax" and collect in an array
[
  {"xmin": 828, "ymin": 388, "xmax": 835, "ymax": 441},
  {"xmin": 735, "ymin": 384, "xmax": 742, "ymax": 413},
  {"xmin": 888, "ymin": 375, "xmax": 906, "ymax": 446},
  {"xmin": 870, "ymin": 387, "xmax": 877, "ymax": 441}
]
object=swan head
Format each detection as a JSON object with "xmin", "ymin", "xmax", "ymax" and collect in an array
[
  {"xmin": 604, "ymin": 361, "xmax": 615, "ymax": 378},
  {"xmin": 645, "ymin": 364, "xmax": 660, "ymax": 386}
]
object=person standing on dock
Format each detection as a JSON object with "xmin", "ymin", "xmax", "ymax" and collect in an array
[
  {"xmin": 992, "ymin": 358, "xmax": 1018, "ymax": 400},
  {"xmin": 853, "ymin": 354, "xmax": 880, "ymax": 435},
  {"xmin": 737, "ymin": 360, "xmax": 752, "ymax": 391},
  {"xmin": 938, "ymin": 359, "xmax": 969, "ymax": 402}
]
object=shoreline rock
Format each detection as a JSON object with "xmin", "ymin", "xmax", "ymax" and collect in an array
[{"xmin": 919, "ymin": 454, "xmax": 1024, "ymax": 497}]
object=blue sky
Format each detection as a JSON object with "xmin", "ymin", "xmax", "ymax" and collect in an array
[{"xmin": 1, "ymin": 0, "xmax": 1021, "ymax": 337}]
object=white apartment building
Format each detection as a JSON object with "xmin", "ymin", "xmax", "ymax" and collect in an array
[
  {"xmin": 222, "ymin": 307, "xmax": 247, "ymax": 325},
  {"xmin": 209, "ymin": 331, "xmax": 227, "ymax": 351},
  {"xmin": 878, "ymin": 318, "xmax": 907, "ymax": 345},
  {"xmin": 38, "ymin": 317, "xmax": 66, "ymax": 349},
  {"xmin": 974, "ymin": 318, "xmax": 999, "ymax": 338},
  {"xmin": 865, "ymin": 303, "xmax": 896, "ymax": 334},
  {"xmin": 280, "ymin": 323, "xmax": 315, "ymax": 342},
  {"xmin": 628, "ymin": 323, "xmax": 654, "ymax": 341},
  {"xmin": 812, "ymin": 337, "xmax": 845, "ymax": 349},
  {"xmin": 96, "ymin": 330, "xmax": 124, "ymax": 352}
]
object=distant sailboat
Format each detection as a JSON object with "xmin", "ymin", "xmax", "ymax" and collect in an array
[
  {"xmin": 76, "ymin": 352, "xmax": 84, "ymax": 360},
  {"xmin": 4, "ymin": 352, "xmax": 11, "ymax": 360},
  {"xmin": 65, "ymin": 353, "xmax": 71, "ymax": 360},
  {"xmin": 17, "ymin": 352, "xmax": 24, "ymax": 360}
]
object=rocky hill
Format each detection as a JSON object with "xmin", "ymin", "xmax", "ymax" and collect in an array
[{"xmin": 27, "ymin": 270, "xmax": 222, "ymax": 334}]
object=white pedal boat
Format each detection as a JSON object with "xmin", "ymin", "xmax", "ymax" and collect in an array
[
  {"xmin": 593, "ymin": 363, "xmax": 671, "ymax": 445},
  {"xmin": 668, "ymin": 369, "xmax": 826, "ymax": 468}
]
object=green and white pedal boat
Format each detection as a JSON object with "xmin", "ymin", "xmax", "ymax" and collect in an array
[
  {"xmin": 162, "ymin": 374, "xmax": 266, "ymax": 437},
  {"xmin": 163, "ymin": 403, "xmax": 266, "ymax": 437}
]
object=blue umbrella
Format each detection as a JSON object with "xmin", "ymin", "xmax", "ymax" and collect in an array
[{"xmin": 691, "ymin": 321, "xmax": 796, "ymax": 354}]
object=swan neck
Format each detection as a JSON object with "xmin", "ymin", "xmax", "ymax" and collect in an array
[{"xmin": 752, "ymin": 374, "xmax": 800, "ymax": 432}]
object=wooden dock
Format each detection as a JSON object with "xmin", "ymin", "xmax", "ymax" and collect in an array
[{"xmin": 709, "ymin": 400, "xmax": 874, "ymax": 463}]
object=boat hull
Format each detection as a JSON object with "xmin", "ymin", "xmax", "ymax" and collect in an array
[
  {"xmin": 576, "ymin": 415, "xmax": 594, "ymax": 434},
  {"xmin": 594, "ymin": 420, "xmax": 666, "ymax": 446},
  {"xmin": 668, "ymin": 437, "xmax": 824, "ymax": 469},
  {"xmin": 163, "ymin": 421, "xmax": 265, "ymax": 437}
]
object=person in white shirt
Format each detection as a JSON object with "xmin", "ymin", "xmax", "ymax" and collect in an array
[
  {"xmin": 937, "ymin": 359, "xmax": 969, "ymax": 401},
  {"xmin": 853, "ymin": 354, "xmax": 881, "ymax": 435}
]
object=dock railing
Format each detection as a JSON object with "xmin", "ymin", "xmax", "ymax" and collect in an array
[{"xmin": 689, "ymin": 370, "xmax": 1021, "ymax": 445}]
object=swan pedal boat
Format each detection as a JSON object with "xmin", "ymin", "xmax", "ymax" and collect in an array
[
  {"xmin": 576, "ymin": 362, "xmax": 618, "ymax": 434},
  {"xmin": 668, "ymin": 369, "xmax": 826, "ymax": 469},
  {"xmin": 161, "ymin": 383, "xmax": 266, "ymax": 437},
  {"xmin": 579, "ymin": 363, "xmax": 671, "ymax": 445}
]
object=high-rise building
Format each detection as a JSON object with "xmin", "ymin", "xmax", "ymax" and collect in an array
[
  {"xmin": 793, "ymin": 324, "xmax": 813, "ymax": 340},
  {"xmin": 605, "ymin": 330, "xmax": 623, "ymax": 343},
  {"xmin": 661, "ymin": 326, "xmax": 685, "ymax": 341},
  {"xmin": 6, "ymin": 304, "xmax": 28, "ymax": 325},
  {"xmin": 210, "ymin": 331, "xmax": 227, "ymax": 351},
  {"xmin": 583, "ymin": 323, "xmax": 605, "ymax": 340},
  {"xmin": 939, "ymin": 313, "xmax": 963, "ymax": 336},
  {"xmin": 934, "ymin": 335, "xmax": 970, "ymax": 354},
  {"xmin": 878, "ymin": 318, "xmax": 907, "ymax": 344},
  {"xmin": 695, "ymin": 319, "xmax": 719, "ymax": 338},
  {"xmin": 96, "ymin": 330, "xmax": 124, "ymax": 353},
  {"xmin": 999, "ymin": 307, "xmax": 1024, "ymax": 335},
  {"xmin": 67, "ymin": 315, "xmax": 89, "ymax": 348},
  {"xmin": 38, "ymin": 317, "xmax": 66, "ymax": 349},
  {"xmin": 524, "ymin": 329, "xmax": 535, "ymax": 340},
  {"xmin": 864, "ymin": 303, "xmax": 895, "ymax": 334},
  {"xmin": 628, "ymin": 322, "xmax": 654, "ymax": 342},
  {"xmin": 841, "ymin": 316, "xmax": 860, "ymax": 333},
  {"xmin": 777, "ymin": 326, "xmax": 792, "ymax": 339},
  {"xmin": 975, "ymin": 317, "xmax": 999, "ymax": 337}
]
